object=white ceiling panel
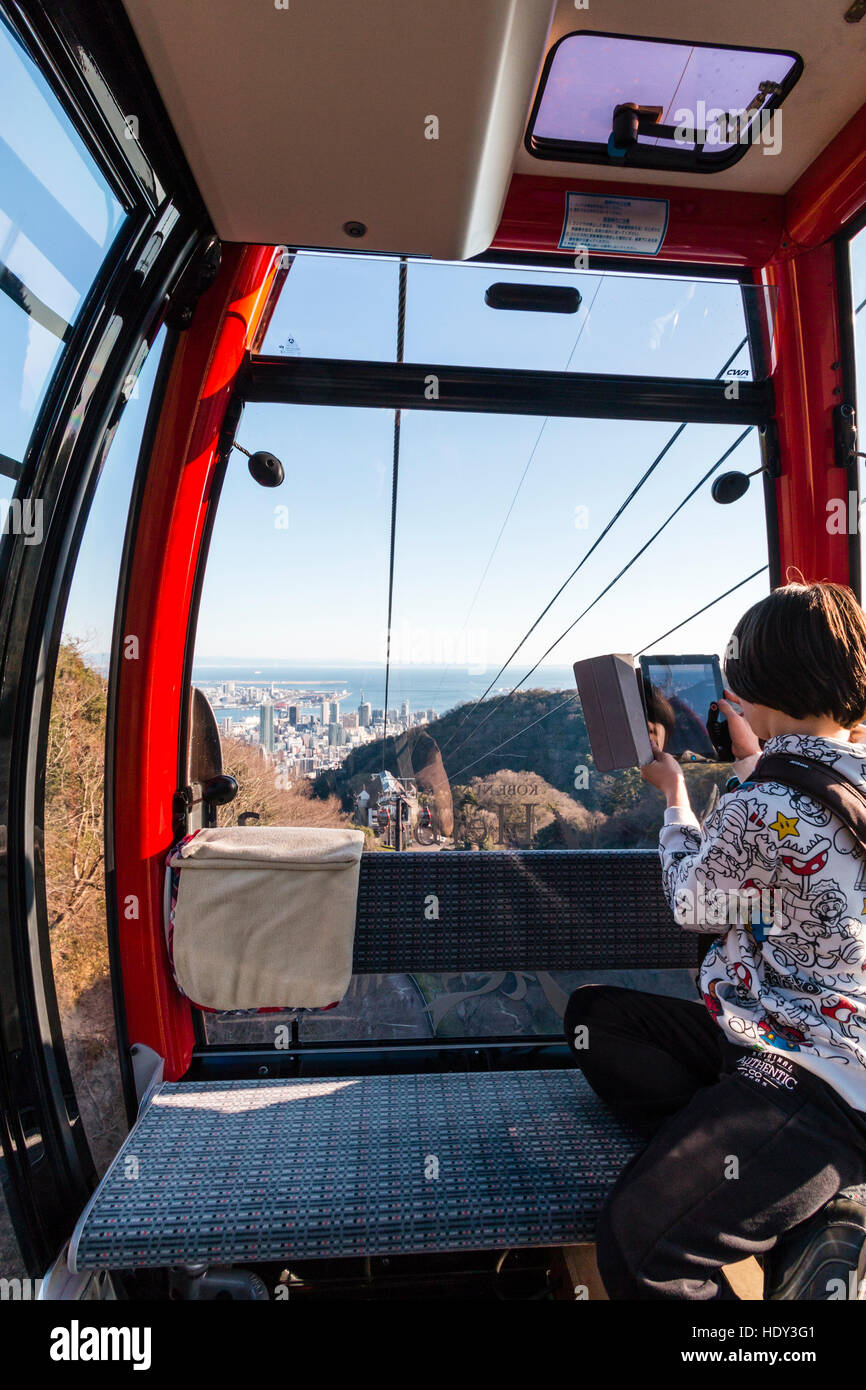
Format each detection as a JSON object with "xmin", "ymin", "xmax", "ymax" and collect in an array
[{"xmin": 122, "ymin": 0, "xmax": 556, "ymax": 257}]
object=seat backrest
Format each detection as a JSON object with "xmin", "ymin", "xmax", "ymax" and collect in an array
[{"xmin": 352, "ymin": 849, "xmax": 693, "ymax": 973}]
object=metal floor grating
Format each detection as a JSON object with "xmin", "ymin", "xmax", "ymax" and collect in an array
[{"xmin": 69, "ymin": 1070, "xmax": 643, "ymax": 1270}]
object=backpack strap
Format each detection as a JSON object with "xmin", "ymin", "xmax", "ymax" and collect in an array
[{"xmin": 743, "ymin": 752, "xmax": 866, "ymax": 855}]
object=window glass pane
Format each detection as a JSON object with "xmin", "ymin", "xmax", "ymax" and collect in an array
[
  {"xmin": 0, "ymin": 18, "xmax": 126, "ymax": 470},
  {"xmin": 261, "ymin": 252, "xmax": 400, "ymax": 362},
  {"xmin": 261, "ymin": 251, "xmax": 770, "ymax": 381},
  {"xmin": 530, "ymin": 32, "xmax": 798, "ymax": 157},
  {"xmin": 195, "ymin": 394, "xmax": 768, "ymax": 1042},
  {"xmin": 45, "ymin": 329, "xmax": 167, "ymax": 1176},
  {"xmin": 407, "ymin": 264, "xmax": 760, "ymax": 380}
]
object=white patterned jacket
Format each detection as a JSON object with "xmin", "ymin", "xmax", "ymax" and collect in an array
[{"xmin": 660, "ymin": 733, "xmax": 866, "ymax": 1110}]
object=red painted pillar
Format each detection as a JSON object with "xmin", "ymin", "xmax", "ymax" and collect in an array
[
  {"xmin": 113, "ymin": 242, "xmax": 283, "ymax": 1080},
  {"xmin": 761, "ymin": 97, "xmax": 866, "ymax": 588},
  {"xmin": 760, "ymin": 242, "xmax": 850, "ymax": 586}
]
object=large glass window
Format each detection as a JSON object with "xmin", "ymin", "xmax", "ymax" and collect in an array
[
  {"xmin": 0, "ymin": 12, "xmax": 131, "ymax": 1255},
  {"xmin": 261, "ymin": 251, "xmax": 769, "ymax": 380},
  {"xmin": 0, "ymin": 17, "xmax": 126, "ymax": 475},
  {"xmin": 196, "ymin": 401, "xmax": 766, "ymax": 856},
  {"xmin": 44, "ymin": 329, "xmax": 167, "ymax": 1176},
  {"xmin": 195, "ymin": 251, "xmax": 770, "ymax": 1044}
]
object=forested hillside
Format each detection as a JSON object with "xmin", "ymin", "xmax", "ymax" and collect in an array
[{"xmin": 331, "ymin": 688, "xmax": 726, "ymax": 848}]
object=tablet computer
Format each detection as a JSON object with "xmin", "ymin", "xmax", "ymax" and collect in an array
[{"xmin": 638, "ymin": 654, "xmax": 725, "ymax": 761}]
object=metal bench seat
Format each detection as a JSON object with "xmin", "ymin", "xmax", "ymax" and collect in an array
[
  {"xmin": 70, "ymin": 849, "xmax": 685, "ymax": 1273},
  {"xmin": 69, "ymin": 1070, "xmax": 642, "ymax": 1271}
]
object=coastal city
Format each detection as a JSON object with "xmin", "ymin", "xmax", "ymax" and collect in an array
[
  {"xmin": 199, "ymin": 678, "xmax": 438, "ymax": 778},
  {"xmin": 196, "ymin": 679, "xmax": 443, "ymax": 841}
]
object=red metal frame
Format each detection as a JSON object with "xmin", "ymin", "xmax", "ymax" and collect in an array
[
  {"xmin": 493, "ymin": 173, "xmax": 784, "ymax": 266},
  {"xmin": 785, "ymin": 101, "xmax": 866, "ymax": 250},
  {"xmin": 757, "ymin": 101, "xmax": 866, "ymax": 584},
  {"xmin": 759, "ymin": 242, "xmax": 848, "ymax": 584},
  {"xmin": 113, "ymin": 243, "xmax": 283, "ymax": 1080}
]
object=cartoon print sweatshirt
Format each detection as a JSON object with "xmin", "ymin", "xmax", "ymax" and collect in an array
[{"xmin": 660, "ymin": 732, "xmax": 866, "ymax": 1111}]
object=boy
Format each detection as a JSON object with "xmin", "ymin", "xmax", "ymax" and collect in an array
[{"xmin": 565, "ymin": 582, "xmax": 866, "ymax": 1300}]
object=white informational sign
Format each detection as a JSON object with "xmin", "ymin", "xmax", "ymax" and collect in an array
[{"xmin": 558, "ymin": 192, "xmax": 670, "ymax": 257}]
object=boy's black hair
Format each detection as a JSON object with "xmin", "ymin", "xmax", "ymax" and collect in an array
[{"xmin": 724, "ymin": 582, "xmax": 866, "ymax": 727}]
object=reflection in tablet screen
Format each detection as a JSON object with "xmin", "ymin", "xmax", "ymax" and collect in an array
[{"xmin": 640, "ymin": 658, "xmax": 721, "ymax": 760}]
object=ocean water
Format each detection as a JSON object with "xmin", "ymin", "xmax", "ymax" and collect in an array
[{"xmin": 191, "ymin": 662, "xmax": 577, "ymax": 717}]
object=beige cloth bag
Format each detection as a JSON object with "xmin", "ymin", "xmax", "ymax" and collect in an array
[{"xmin": 168, "ymin": 825, "xmax": 365, "ymax": 1011}]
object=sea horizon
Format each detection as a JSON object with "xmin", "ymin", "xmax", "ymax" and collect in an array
[
  {"xmin": 78, "ymin": 650, "xmax": 579, "ymax": 715},
  {"xmin": 190, "ymin": 660, "xmax": 578, "ymax": 716}
]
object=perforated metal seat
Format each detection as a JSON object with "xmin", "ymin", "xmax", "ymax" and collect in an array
[{"xmin": 69, "ymin": 1070, "xmax": 643, "ymax": 1270}]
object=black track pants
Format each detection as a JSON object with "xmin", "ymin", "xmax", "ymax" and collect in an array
[{"xmin": 564, "ymin": 984, "xmax": 866, "ymax": 1300}]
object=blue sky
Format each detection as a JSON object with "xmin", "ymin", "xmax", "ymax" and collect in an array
[
  {"xmin": 189, "ymin": 252, "xmax": 769, "ymax": 671},
  {"xmin": 0, "ymin": 19, "xmax": 124, "ymax": 466}
]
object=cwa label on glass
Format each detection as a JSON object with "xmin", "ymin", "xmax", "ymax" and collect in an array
[{"xmin": 558, "ymin": 192, "xmax": 670, "ymax": 256}]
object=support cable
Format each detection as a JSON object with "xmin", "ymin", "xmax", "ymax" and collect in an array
[
  {"xmin": 437, "ymin": 336, "xmax": 749, "ymax": 755},
  {"xmin": 381, "ymin": 257, "xmax": 408, "ymax": 769},
  {"xmin": 449, "ymin": 562, "xmax": 768, "ymax": 781},
  {"xmin": 444, "ymin": 425, "xmax": 754, "ymax": 765}
]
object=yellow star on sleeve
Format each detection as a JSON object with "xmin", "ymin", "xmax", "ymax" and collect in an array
[{"xmin": 769, "ymin": 812, "xmax": 799, "ymax": 841}]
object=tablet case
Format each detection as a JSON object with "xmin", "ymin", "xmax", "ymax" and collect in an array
[{"xmin": 573, "ymin": 653, "xmax": 655, "ymax": 773}]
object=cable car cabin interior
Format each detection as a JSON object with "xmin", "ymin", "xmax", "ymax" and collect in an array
[{"xmin": 2, "ymin": 0, "xmax": 866, "ymax": 1308}]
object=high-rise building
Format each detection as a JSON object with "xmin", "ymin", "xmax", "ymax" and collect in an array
[
  {"xmin": 328, "ymin": 722, "xmax": 344, "ymax": 747},
  {"xmin": 220, "ymin": 716, "xmax": 233, "ymax": 734},
  {"xmin": 400, "ymin": 700, "xmax": 410, "ymax": 723},
  {"xmin": 288, "ymin": 705, "xmax": 299, "ymax": 726},
  {"xmin": 328, "ymin": 699, "xmax": 341, "ymax": 724},
  {"xmin": 372, "ymin": 708, "xmax": 384, "ymax": 722},
  {"xmin": 426, "ymin": 709, "xmax": 436, "ymax": 722},
  {"xmin": 259, "ymin": 699, "xmax": 275, "ymax": 754},
  {"xmin": 342, "ymin": 712, "xmax": 359, "ymax": 730},
  {"xmin": 358, "ymin": 701, "xmax": 372, "ymax": 728}
]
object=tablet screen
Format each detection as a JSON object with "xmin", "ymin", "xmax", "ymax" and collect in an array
[{"xmin": 638, "ymin": 655, "xmax": 724, "ymax": 761}]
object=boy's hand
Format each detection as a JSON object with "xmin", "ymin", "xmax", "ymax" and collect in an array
[
  {"xmin": 718, "ymin": 691, "xmax": 761, "ymax": 760},
  {"xmin": 641, "ymin": 741, "xmax": 686, "ymax": 800}
]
